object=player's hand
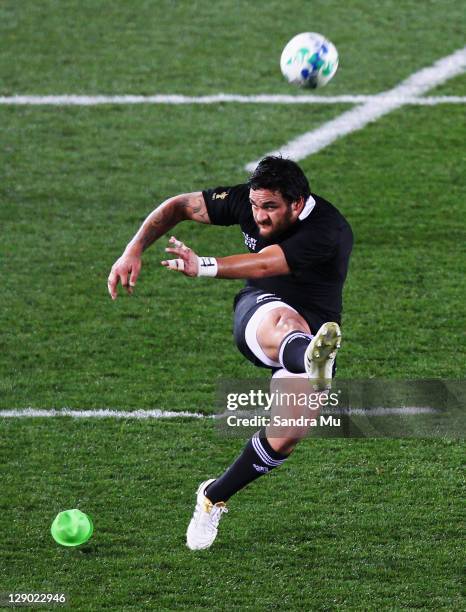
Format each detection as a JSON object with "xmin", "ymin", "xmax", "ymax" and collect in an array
[
  {"xmin": 161, "ymin": 236, "xmax": 199, "ymax": 277},
  {"xmin": 107, "ymin": 250, "xmax": 142, "ymax": 300}
]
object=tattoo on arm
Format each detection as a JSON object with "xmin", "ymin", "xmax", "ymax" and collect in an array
[
  {"xmin": 178, "ymin": 193, "xmax": 211, "ymax": 224},
  {"xmin": 130, "ymin": 192, "xmax": 210, "ymax": 252},
  {"xmin": 139, "ymin": 202, "xmax": 179, "ymax": 250}
]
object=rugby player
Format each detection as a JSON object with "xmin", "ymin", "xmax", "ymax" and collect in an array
[{"xmin": 107, "ymin": 156, "xmax": 353, "ymax": 550}]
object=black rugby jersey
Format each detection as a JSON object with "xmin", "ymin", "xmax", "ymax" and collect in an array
[{"xmin": 203, "ymin": 184, "xmax": 353, "ymax": 322}]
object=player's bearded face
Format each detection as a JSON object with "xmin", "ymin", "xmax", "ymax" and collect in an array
[{"xmin": 250, "ymin": 189, "xmax": 301, "ymax": 239}]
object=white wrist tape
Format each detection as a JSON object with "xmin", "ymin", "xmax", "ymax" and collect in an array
[{"xmin": 197, "ymin": 256, "xmax": 218, "ymax": 277}]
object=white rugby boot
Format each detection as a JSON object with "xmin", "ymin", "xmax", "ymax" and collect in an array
[
  {"xmin": 305, "ymin": 322, "xmax": 342, "ymax": 391},
  {"xmin": 186, "ymin": 479, "xmax": 228, "ymax": 550}
]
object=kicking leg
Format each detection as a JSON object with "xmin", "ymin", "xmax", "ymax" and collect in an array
[
  {"xmin": 186, "ymin": 294, "xmax": 341, "ymax": 550},
  {"xmin": 256, "ymin": 306, "xmax": 311, "ymax": 369},
  {"xmin": 256, "ymin": 307, "xmax": 341, "ymax": 385}
]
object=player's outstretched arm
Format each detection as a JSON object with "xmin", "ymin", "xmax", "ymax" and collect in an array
[
  {"xmin": 162, "ymin": 237, "xmax": 290, "ymax": 279},
  {"xmin": 107, "ymin": 192, "xmax": 210, "ymax": 299}
]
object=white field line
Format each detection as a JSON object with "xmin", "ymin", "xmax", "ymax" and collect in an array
[
  {"xmin": 326, "ymin": 407, "xmax": 439, "ymax": 416},
  {"xmin": 0, "ymin": 94, "xmax": 465, "ymax": 106},
  {"xmin": 245, "ymin": 46, "xmax": 466, "ymax": 171},
  {"xmin": 0, "ymin": 408, "xmax": 207, "ymax": 419},
  {"xmin": 0, "ymin": 407, "xmax": 438, "ymax": 419}
]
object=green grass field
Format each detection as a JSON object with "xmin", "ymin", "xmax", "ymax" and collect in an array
[{"xmin": 1, "ymin": 0, "xmax": 465, "ymax": 609}]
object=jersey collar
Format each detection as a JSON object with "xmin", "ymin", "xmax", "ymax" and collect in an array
[{"xmin": 298, "ymin": 194, "xmax": 316, "ymax": 221}]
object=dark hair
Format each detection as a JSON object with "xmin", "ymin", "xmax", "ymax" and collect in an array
[{"xmin": 247, "ymin": 155, "xmax": 310, "ymax": 204}]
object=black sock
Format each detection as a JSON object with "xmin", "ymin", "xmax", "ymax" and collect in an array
[
  {"xmin": 205, "ymin": 430, "xmax": 289, "ymax": 503},
  {"xmin": 278, "ymin": 331, "xmax": 313, "ymax": 373}
]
